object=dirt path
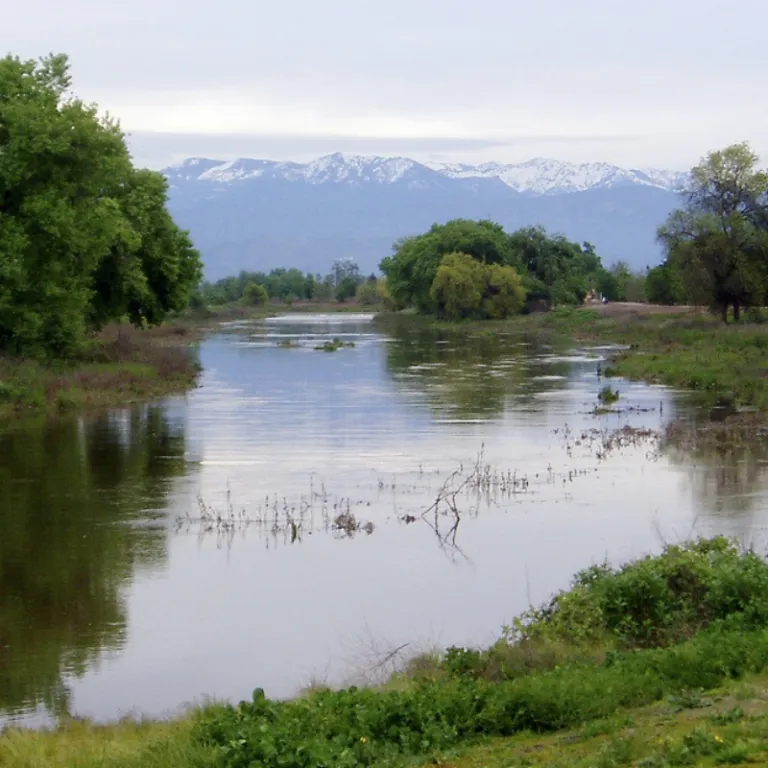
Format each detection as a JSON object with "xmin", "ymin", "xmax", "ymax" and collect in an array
[{"xmin": 581, "ymin": 301, "xmax": 699, "ymax": 317}]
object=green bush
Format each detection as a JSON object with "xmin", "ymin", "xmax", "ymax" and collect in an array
[
  {"xmin": 509, "ymin": 537, "xmax": 768, "ymax": 649},
  {"xmin": 194, "ymin": 622, "xmax": 768, "ymax": 768}
]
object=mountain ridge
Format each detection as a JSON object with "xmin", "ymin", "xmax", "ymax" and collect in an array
[
  {"xmin": 164, "ymin": 152, "xmax": 689, "ymax": 197},
  {"xmin": 162, "ymin": 153, "xmax": 686, "ymax": 280}
]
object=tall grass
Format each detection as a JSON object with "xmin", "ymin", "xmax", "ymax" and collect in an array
[{"xmin": 0, "ymin": 323, "xmax": 200, "ymax": 419}]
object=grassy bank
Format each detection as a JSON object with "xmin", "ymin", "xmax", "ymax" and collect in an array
[
  {"xmin": 8, "ymin": 538, "xmax": 768, "ymax": 766},
  {"xmin": 376, "ymin": 305, "xmax": 768, "ymax": 414},
  {"xmin": 550, "ymin": 307, "xmax": 768, "ymax": 412},
  {"xmin": 0, "ymin": 324, "xmax": 201, "ymax": 422}
]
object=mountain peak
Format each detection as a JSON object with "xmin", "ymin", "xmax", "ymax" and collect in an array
[{"xmin": 163, "ymin": 153, "xmax": 688, "ymax": 196}]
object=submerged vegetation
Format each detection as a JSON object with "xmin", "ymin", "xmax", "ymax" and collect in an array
[{"xmin": 314, "ymin": 337, "xmax": 355, "ymax": 352}]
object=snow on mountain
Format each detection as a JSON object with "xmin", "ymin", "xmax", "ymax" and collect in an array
[
  {"xmin": 167, "ymin": 152, "xmax": 425, "ymax": 187},
  {"xmin": 165, "ymin": 153, "xmax": 688, "ymax": 196},
  {"xmin": 428, "ymin": 157, "xmax": 688, "ymax": 195}
]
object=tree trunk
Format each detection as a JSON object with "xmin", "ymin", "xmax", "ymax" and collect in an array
[
  {"xmin": 733, "ymin": 303, "xmax": 741, "ymax": 322},
  {"xmin": 721, "ymin": 303, "xmax": 729, "ymax": 323}
]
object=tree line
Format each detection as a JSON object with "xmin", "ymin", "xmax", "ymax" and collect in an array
[
  {"xmin": 378, "ymin": 142, "xmax": 768, "ymax": 322},
  {"xmin": 3, "ymin": 50, "xmax": 765, "ymax": 357},
  {"xmin": 378, "ymin": 220, "xmax": 643, "ymax": 320},
  {"xmin": 0, "ymin": 54, "xmax": 202, "ymax": 357},
  {"xmin": 197, "ymin": 258, "xmax": 387, "ymax": 307}
]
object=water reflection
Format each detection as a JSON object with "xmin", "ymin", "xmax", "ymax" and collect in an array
[
  {"xmin": 383, "ymin": 322, "xmax": 578, "ymax": 418},
  {"xmin": 664, "ymin": 423, "xmax": 768, "ymax": 541},
  {"xmin": 0, "ymin": 407, "xmax": 189, "ymax": 719},
  {"xmin": 2, "ymin": 314, "xmax": 767, "ymax": 726}
]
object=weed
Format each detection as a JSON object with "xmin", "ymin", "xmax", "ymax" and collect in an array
[
  {"xmin": 598, "ymin": 385, "xmax": 620, "ymax": 404},
  {"xmin": 314, "ymin": 337, "xmax": 355, "ymax": 352},
  {"xmin": 714, "ymin": 741, "xmax": 752, "ymax": 764}
]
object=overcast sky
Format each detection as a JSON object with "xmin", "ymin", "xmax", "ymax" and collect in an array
[{"xmin": 7, "ymin": 0, "xmax": 768, "ymax": 170}]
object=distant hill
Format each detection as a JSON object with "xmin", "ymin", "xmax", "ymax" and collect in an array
[{"xmin": 162, "ymin": 153, "xmax": 687, "ymax": 279}]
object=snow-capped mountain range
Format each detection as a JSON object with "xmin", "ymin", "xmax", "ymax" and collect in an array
[
  {"xmin": 165, "ymin": 153, "xmax": 688, "ymax": 197},
  {"xmin": 164, "ymin": 152, "xmax": 686, "ymax": 280}
]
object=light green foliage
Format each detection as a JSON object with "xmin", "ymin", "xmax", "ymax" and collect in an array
[
  {"xmin": 355, "ymin": 278, "xmax": 380, "ymax": 305},
  {"xmin": 599, "ymin": 261, "xmax": 647, "ymax": 302},
  {"xmin": 0, "ymin": 53, "xmax": 201, "ymax": 357},
  {"xmin": 381, "ymin": 219, "xmax": 518, "ymax": 313},
  {"xmin": 431, "ymin": 252, "xmax": 486, "ymax": 318},
  {"xmin": 243, "ymin": 282, "xmax": 269, "ymax": 306},
  {"xmin": 430, "ymin": 253, "xmax": 525, "ymax": 320},
  {"xmin": 483, "ymin": 262, "xmax": 527, "ymax": 318},
  {"xmin": 382, "ymin": 220, "xmax": 612, "ymax": 317},
  {"xmin": 658, "ymin": 142, "xmax": 768, "ymax": 322}
]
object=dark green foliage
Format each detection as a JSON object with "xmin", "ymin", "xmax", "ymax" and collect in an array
[
  {"xmin": 508, "ymin": 228, "xmax": 604, "ymax": 306},
  {"xmin": 511, "ymin": 537, "xmax": 768, "ymax": 649},
  {"xmin": 194, "ymin": 624, "xmax": 768, "ymax": 768},
  {"xmin": 645, "ymin": 263, "xmax": 686, "ymax": 304},
  {"xmin": 193, "ymin": 538, "xmax": 768, "ymax": 768},
  {"xmin": 335, "ymin": 276, "xmax": 358, "ymax": 302},
  {"xmin": 200, "ymin": 260, "xmax": 366, "ymax": 306},
  {"xmin": 380, "ymin": 220, "xmax": 615, "ymax": 317},
  {"xmin": 658, "ymin": 142, "xmax": 768, "ymax": 322},
  {"xmin": 598, "ymin": 385, "xmax": 620, "ymax": 404},
  {"xmin": 0, "ymin": 53, "xmax": 201, "ymax": 357}
]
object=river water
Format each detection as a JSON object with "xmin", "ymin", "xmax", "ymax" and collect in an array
[{"xmin": 2, "ymin": 313, "xmax": 767, "ymax": 726}]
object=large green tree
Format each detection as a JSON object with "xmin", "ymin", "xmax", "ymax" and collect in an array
[
  {"xmin": 381, "ymin": 219, "xmax": 609, "ymax": 316},
  {"xmin": 0, "ymin": 53, "xmax": 201, "ymax": 356},
  {"xmin": 658, "ymin": 142, "xmax": 768, "ymax": 322},
  {"xmin": 380, "ymin": 219, "xmax": 519, "ymax": 312}
]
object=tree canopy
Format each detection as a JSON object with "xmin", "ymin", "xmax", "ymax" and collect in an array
[
  {"xmin": 657, "ymin": 142, "xmax": 768, "ymax": 321},
  {"xmin": 380, "ymin": 219, "xmax": 612, "ymax": 316},
  {"xmin": 0, "ymin": 53, "xmax": 202, "ymax": 356}
]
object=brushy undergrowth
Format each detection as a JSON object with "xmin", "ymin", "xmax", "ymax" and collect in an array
[
  {"xmin": 0, "ymin": 323, "xmax": 200, "ymax": 420},
  {"xmin": 194, "ymin": 623, "xmax": 768, "ymax": 767},
  {"xmin": 7, "ymin": 538, "xmax": 768, "ymax": 767},
  {"xmin": 192, "ymin": 538, "xmax": 768, "ymax": 768}
]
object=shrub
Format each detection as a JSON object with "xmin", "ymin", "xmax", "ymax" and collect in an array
[
  {"xmin": 243, "ymin": 283, "xmax": 269, "ymax": 306},
  {"xmin": 431, "ymin": 252, "xmax": 526, "ymax": 320},
  {"xmin": 508, "ymin": 537, "xmax": 768, "ymax": 650},
  {"xmin": 194, "ymin": 623, "xmax": 768, "ymax": 768}
]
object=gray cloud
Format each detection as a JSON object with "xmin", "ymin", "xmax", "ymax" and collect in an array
[{"xmin": 7, "ymin": 0, "xmax": 768, "ymax": 168}]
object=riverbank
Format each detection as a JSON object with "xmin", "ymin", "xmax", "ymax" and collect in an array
[
  {"xmin": 5, "ymin": 538, "xmax": 768, "ymax": 767},
  {"xmin": 550, "ymin": 307, "xmax": 768, "ymax": 413},
  {"xmin": 375, "ymin": 304, "xmax": 768, "ymax": 415},
  {"xmin": 0, "ymin": 324, "xmax": 201, "ymax": 423}
]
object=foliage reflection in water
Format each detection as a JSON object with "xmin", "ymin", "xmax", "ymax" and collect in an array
[{"xmin": 2, "ymin": 314, "xmax": 768, "ymax": 727}]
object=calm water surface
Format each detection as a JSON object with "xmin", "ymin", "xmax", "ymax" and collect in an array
[{"xmin": 2, "ymin": 314, "xmax": 768, "ymax": 726}]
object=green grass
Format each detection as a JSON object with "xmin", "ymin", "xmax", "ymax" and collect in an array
[
  {"xmin": 375, "ymin": 306, "xmax": 768, "ymax": 413},
  {"xmin": 432, "ymin": 677, "xmax": 768, "ymax": 767},
  {"xmin": 7, "ymin": 538, "xmax": 768, "ymax": 767},
  {"xmin": 0, "ymin": 717, "xmax": 216, "ymax": 768},
  {"xmin": 543, "ymin": 309, "xmax": 768, "ymax": 411},
  {"xmin": 0, "ymin": 323, "xmax": 200, "ymax": 422}
]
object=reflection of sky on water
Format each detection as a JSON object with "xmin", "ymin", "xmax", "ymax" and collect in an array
[{"xmin": 4, "ymin": 314, "xmax": 768, "ymax": 726}]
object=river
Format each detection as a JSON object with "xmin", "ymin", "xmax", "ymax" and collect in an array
[{"xmin": 2, "ymin": 313, "xmax": 767, "ymax": 726}]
